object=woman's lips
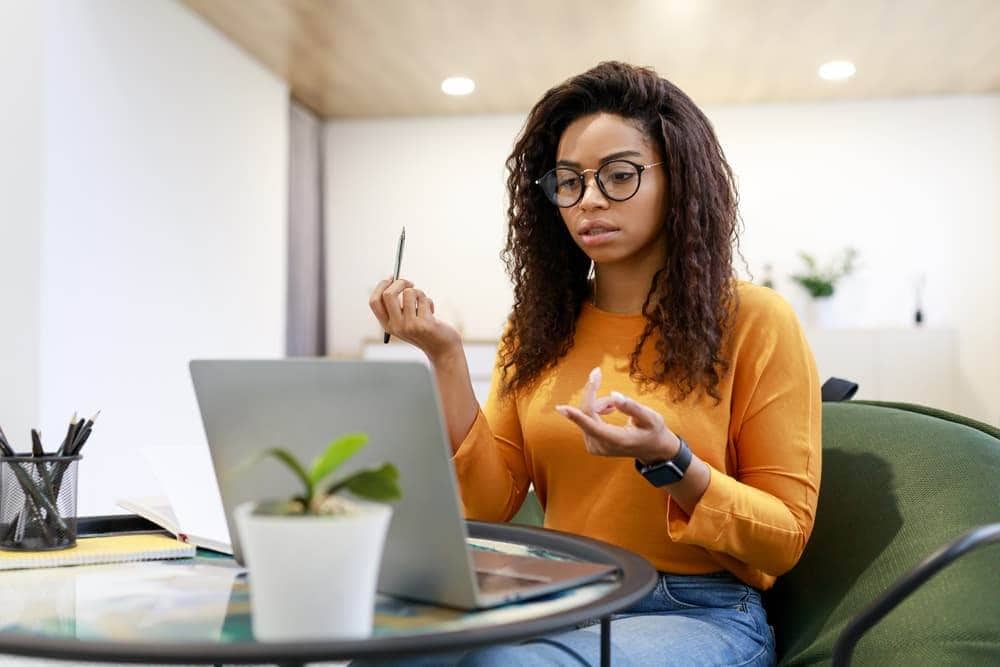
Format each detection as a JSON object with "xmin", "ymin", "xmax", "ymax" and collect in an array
[{"xmin": 579, "ymin": 227, "xmax": 620, "ymax": 246}]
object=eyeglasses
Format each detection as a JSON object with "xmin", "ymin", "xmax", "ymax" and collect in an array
[{"xmin": 534, "ymin": 160, "xmax": 664, "ymax": 208}]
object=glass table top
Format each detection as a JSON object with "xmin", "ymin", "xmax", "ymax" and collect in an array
[{"xmin": 0, "ymin": 537, "xmax": 620, "ymax": 645}]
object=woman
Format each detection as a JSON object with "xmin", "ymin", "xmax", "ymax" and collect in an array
[{"xmin": 369, "ymin": 61, "xmax": 821, "ymax": 666}]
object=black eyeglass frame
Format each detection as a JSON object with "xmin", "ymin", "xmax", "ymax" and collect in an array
[{"xmin": 533, "ymin": 159, "xmax": 665, "ymax": 208}]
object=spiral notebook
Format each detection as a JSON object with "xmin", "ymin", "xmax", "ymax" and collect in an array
[{"xmin": 0, "ymin": 534, "xmax": 195, "ymax": 571}]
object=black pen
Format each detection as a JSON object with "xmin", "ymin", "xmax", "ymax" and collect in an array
[{"xmin": 384, "ymin": 226, "xmax": 406, "ymax": 344}]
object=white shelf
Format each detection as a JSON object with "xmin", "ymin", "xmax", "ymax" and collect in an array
[
  {"xmin": 361, "ymin": 340, "xmax": 497, "ymax": 405},
  {"xmin": 806, "ymin": 328, "xmax": 957, "ymax": 411}
]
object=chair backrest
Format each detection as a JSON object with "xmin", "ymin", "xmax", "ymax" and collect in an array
[{"xmin": 767, "ymin": 401, "xmax": 1000, "ymax": 665}]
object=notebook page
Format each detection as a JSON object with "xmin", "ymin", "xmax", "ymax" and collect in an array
[{"xmin": 141, "ymin": 446, "xmax": 231, "ymax": 553}]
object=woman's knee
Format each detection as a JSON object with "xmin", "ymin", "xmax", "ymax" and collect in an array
[
  {"xmin": 457, "ymin": 645, "xmax": 530, "ymax": 667},
  {"xmin": 458, "ymin": 641, "xmax": 591, "ymax": 667}
]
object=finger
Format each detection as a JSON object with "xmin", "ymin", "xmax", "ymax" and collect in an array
[
  {"xmin": 400, "ymin": 288, "xmax": 419, "ymax": 322},
  {"xmin": 368, "ymin": 279, "xmax": 393, "ymax": 326},
  {"xmin": 415, "ymin": 291, "xmax": 433, "ymax": 321},
  {"xmin": 581, "ymin": 367, "xmax": 601, "ymax": 416},
  {"xmin": 369, "ymin": 278, "xmax": 391, "ymax": 299},
  {"xmin": 556, "ymin": 405, "xmax": 630, "ymax": 447},
  {"xmin": 610, "ymin": 391, "xmax": 659, "ymax": 429},
  {"xmin": 381, "ymin": 279, "xmax": 415, "ymax": 330},
  {"xmin": 593, "ymin": 396, "xmax": 617, "ymax": 415},
  {"xmin": 384, "ymin": 278, "xmax": 414, "ymax": 297}
]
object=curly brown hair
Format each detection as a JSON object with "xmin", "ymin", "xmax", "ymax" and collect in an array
[{"xmin": 499, "ymin": 61, "xmax": 741, "ymax": 403}]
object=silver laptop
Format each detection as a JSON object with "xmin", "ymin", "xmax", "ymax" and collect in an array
[{"xmin": 189, "ymin": 359, "xmax": 617, "ymax": 610}]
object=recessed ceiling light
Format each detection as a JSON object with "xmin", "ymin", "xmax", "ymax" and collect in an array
[
  {"xmin": 441, "ymin": 76, "xmax": 475, "ymax": 96},
  {"xmin": 818, "ymin": 60, "xmax": 856, "ymax": 82}
]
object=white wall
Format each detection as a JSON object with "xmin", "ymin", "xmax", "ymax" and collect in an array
[
  {"xmin": 0, "ymin": 1, "xmax": 44, "ymax": 450},
  {"xmin": 325, "ymin": 96, "xmax": 1000, "ymax": 426},
  {"xmin": 711, "ymin": 96, "xmax": 1000, "ymax": 426},
  {"xmin": 326, "ymin": 115, "xmax": 519, "ymax": 347},
  {"xmin": 1, "ymin": 0, "xmax": 290, "ymax": 516}
]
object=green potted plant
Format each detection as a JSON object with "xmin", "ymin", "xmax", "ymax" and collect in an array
[
  {"xmin": 790, "ymin": 247, "xmax": 858, "ymax": 298},
  {"xmin": 790, "ymin": 247, "xmax": 858, "ymax": 328},
  {"xmin": 233, "ymin": 432, "xmax": 401, "ymax": 641}
]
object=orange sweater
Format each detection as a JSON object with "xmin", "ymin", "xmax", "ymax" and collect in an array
[{"xmin": 452, "ymin": 282, "xmax": 821, "ymax": 591}]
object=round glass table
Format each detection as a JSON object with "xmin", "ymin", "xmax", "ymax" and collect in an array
[{"xmin": 0, "ymin": 517, "xmax": 658, "ymax": 666}]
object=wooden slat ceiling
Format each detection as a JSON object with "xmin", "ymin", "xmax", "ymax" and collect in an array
[{"xmin": 181, "ymin": 0, "xmax": 1000, "ymax": 118}]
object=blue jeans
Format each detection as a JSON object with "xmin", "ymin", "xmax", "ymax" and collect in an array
[{"xmin": 358, "ymin": 572, "xmax": 776, "ymax": 666}]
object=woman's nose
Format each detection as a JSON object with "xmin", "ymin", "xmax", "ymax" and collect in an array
[{"xmin": 578, "ymin": 173, "xmax": 609, "ymax": 210}]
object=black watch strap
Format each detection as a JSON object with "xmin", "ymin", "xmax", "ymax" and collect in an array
[{"xmin": 635, "ymin": 437, "xmax": 693, "ymax": 487}]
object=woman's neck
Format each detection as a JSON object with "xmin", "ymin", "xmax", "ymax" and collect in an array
[
  {"xmin": 590, "ymin": 228, "xmax": 668, "ymax": 313},
  {"xmin": 592, "ymin": 258, "xmax": 663, "ymax": 315}
]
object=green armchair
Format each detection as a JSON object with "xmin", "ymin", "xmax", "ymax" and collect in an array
[{"xmin": 510, "ymin": 400, "xmax": 1000, "ymax": 665}]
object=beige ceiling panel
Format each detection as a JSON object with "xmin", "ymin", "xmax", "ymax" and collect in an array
[{"xmin": 181, "ymin": 0, "xmax": 1000, "ymax": 118}]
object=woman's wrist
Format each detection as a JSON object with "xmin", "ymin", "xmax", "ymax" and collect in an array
[
  {"xmin": 666, "ymin": 455, "xmax": 711, "ymax": 514},
  {"xmin": 639, "ymin": 429, "xmax": 681, "ymax": 465},
  {"xmin": 427, "ymin": 341, "xmax": 466, "ymax": 369}
]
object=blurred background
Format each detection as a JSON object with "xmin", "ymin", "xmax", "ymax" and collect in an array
[{"xmin": 2, "ymin": 0, "xmax": 998, "ymax": 515}]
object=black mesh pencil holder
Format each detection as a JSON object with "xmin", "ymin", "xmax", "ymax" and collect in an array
[{"xmin": 0, "ymin": 455, "xmax": 81, "ymax": 551}]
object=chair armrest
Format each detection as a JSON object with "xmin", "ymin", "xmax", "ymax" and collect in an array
[
  {"xmin": 833, "ymin": 522, "xmax": 1000, "ymax": 667},
  {"xmin": 821, "ymin": 377, "xmax": 859, "ymax": 402}
]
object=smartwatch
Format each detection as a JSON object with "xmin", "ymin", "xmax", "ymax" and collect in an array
[{"xmin": 635, "ymin": 437, "xmax": 692, "ymax": 487}]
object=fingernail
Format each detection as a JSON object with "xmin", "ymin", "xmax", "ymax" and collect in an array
[
  {"xmin": 589, "ymin": 367, "xmax": 600, "ymax": 383},
  {"xmin": 555, "ymin": 405, "xmax": 568, "ymax": 415},
  {"xmin": 611, "ymin": 391, "xmax": 625, "ymax": 402}
]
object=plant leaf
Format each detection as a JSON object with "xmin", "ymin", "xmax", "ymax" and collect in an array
[
  {"xmin": 798, "ymin": 251, "xmax": 817, "ymax": 271},
  {"xmin": 326, "ymin": 463, "xmax": 402, "ymax": 502},
  {"xmin": 309, "ymin": 432, "xmax": 368, "ymax": 486},
  {"xmin": 232, "ymin": 448, "xmax": 313, "ymax": 502},
  {"xmin": 263, "ymin": 448, "xmax": 312, "ymax": 495}
]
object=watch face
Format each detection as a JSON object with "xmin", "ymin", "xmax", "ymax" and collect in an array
[
  {"xmin": 648, "ymin": 461, "xmax": 684, "ymax": 486},
  {"xmin": 636, "ymin": 438, "xmax": 691, "ymax": 487},
  {"xmin": 662, "ymin": 461, "xmax": 685, "ymax": 479}
]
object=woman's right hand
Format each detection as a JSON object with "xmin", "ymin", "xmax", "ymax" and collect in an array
[{"xmin": 369, "ymin": 278, "xmax": 463, "ymax": 362}]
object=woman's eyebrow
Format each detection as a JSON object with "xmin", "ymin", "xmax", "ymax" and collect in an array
[{"xmin": 556, "ymin": 150, "xmax": 644, "ymax": 168}]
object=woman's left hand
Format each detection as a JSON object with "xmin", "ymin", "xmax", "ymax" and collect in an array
[{"xmin": 556, "ymin": 367, "xmax": 681, "ymax": 463}]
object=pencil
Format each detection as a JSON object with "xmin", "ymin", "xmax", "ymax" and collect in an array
[
  {"xmin": 69, "ymin": 410, "xmax": 100, "ymax": 455},
  {"xmin": 0, "ymin": 423, "xmax": 13, "ymax": 456},
  {"xmin": 31, "ymin": 429, "xmax": 44, "ymax": 457},
  {"xmin": 57, "ymin": 413, "xmax": 78, "ymax": 456},
  {"xmin": 66, "ymin": 417, "xmax": 87, "ymax": 455}
]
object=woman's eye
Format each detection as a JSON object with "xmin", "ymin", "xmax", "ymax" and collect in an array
[
  {"xmin": 610, "ymin": 170, "xmax": 635, "ymax": 183},
  {"xmin": 557, "ymin": 177, "xmax": 580, "ymax": 190}
]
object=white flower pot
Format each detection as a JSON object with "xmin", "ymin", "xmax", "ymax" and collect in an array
[
  {"xmin": 234, "ymin": 500, "xmax": 392, "ymax": 641},
  {"xmin": 805, "ymin": 296, "xmax": 836, "ymax": 329}
]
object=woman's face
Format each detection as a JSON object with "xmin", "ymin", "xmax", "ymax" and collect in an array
[{"xmin": 554, "ymin": 112, "xmax": 668, "ymax": 268}]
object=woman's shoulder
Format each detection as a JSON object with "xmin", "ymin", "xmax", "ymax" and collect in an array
[
  {"xmin": 730, "ymin": 280, "xmax": 803, "ymax": 343},
  {"xmin": 733, "ymin": 280, "xmax": 797, "ymax": 322},
  {"xmin": 727, "ymin": 281, "xmax": 816, "ymax": 392}
]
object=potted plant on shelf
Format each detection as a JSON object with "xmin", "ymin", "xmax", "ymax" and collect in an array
[
  {"xmin": 234, "ymin": 432, "xmax": 401, "ymax": 641},
  {"xmin": 790, "ymin": 247, "xmax": 858, "ymax": 327}
]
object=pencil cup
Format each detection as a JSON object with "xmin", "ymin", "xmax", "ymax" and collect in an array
[{"xmin": 0, "ymin": 455, "xmax": 81, "ymax": 551}]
